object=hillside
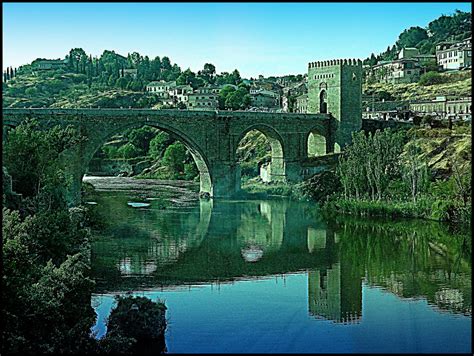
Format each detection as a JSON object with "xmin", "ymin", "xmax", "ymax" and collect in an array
[
  {"xmin": 363, "ymin": 70, "xmax": 471, "ymax": 101},
  {"xmin": 407, "ymin": 127, "xmax": 471, "ymax": 179},
  {"xmin": 2, "ymin": 70, "xmax": 158, "ymax": 108}
]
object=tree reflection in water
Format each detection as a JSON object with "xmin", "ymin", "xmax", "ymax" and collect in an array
[{"xmin": 90, "ymin": 192, "xmax": 472, "ymax": 321}]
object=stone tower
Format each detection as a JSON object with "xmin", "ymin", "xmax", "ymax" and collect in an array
[{"xmin": 307, "ymin": 59, "xmax": 362, "ymax": 150}]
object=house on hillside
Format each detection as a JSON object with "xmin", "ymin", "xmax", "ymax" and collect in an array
[
  {"xmin": 436, "ymin": 37, "xmax": 472, "ymax": 70},
  {"xmin": 32, "ymin": 58, "xmax": 68, "ymax": 70},
  {"xmin": 365, "ymin": 47, "xmax": 437, "ymax": 84},
  {"xmin": 187, "ymin": 87, "xmax": 219, "ymax": 110},
  {"xmin": 250, "ymin": 89, "xmax": 280, "ymax": 109},
  {"xmin": 119, "ymin": 68, "xmax": 138, "ymax": 79}
]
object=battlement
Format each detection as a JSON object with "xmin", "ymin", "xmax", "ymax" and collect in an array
[{"xmin": 308, "ymin": 59, "xmax": 362, "ymax": 69}]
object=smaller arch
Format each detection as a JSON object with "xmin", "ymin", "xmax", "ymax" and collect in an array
[
  {"xmin": 320, "ymin": 90, "xmax": 328, "ymax": 114},
  {"xmin": 305, "ymin": 124, "xmax": 329, "ymax": 158},
  {"xmin": 234, "ymin": 124, "xmax": 286, "ymax": 186}
]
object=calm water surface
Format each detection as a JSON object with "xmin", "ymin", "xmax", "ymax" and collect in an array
[{"xmin": 86, "ymin": 177, "xmax": 472, "ymax": 353}]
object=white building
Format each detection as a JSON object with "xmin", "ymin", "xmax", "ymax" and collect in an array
[{"xmin": 436, "ymin": 37, "xmax": 472, "ymax": 70}]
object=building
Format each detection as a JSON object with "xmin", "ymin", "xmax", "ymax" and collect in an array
[
  {"xmin": 295, "ymin": 94, "xmax": 308, "ymax": 113},
  {"xmin": 436, "ymin": 37, "xmax": 472, "ymax": 71},
  {"xmin": 169, "ymin": 85, "xmax": 193, "ymax": 104},
  {"xmin": 362, "ymin": 100, "xmax": 410, "ymax": 120},
  {"xmin": 307, "ymin": 58, "xmax": 362, "ymax": 150},
  {"xmin": 282, "ymin": 82, "xmax": 307, "ymax": 112},
  {"xmin": 250, "ymin": 89, "xmax": 280, "ymax": 109},
  {"xmin": 409, "ymin": 96, "xmax": 472, "ymax": 121},
  {"xmin": 398, "ymin": 47, "xmax": 436, "ymax": 65},
  {"xmin": 367, "ymin": 58, "xmax": 421, "ymax": 84},
  {"xmin": 119, "ymin": 68, "xmax": 138, "ymax": 79},
  {"xmin": 187, "ymin": 87, "xmax": 218, "ymax": 110},
  {"xmin": 32, "ymin": 58, "xmax": 68, "ymax": 70},
  {"xmin": 146, "ymin": 80, "xmax": 177, "ymax": 97},
  {"xmin": 366, "ymin": 47, "xmax": 437, "ymax": 84}
]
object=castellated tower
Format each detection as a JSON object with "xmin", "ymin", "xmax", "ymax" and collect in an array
[{"xmin": 307, "ymin": 59, "xmax": 362, "ymax": 150}]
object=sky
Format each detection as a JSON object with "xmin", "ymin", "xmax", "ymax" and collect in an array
[{"xmin": 3, "ymin": 2, "xmax": 472, "ymax": 78}]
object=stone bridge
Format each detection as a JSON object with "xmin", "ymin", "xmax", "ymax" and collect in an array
[
  {"xmin": 3, "ymin": 108, "xmax": 344, "ymax": 205},
  {"xmin": 3, "ymin": 58, "xmax": 378, "ymax": 206}
]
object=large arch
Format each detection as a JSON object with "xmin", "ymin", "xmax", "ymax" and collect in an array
[
  {"xmin": 233, "ymin": 124, "xmax": 286, "ymax": 187},
  {"xmin": 76, "ymin": 120, "xmax": 214, "ymax": 203}
]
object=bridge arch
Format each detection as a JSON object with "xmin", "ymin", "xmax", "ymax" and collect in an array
[
  {"xmin": 80, "ymin": 119, "xmax": 213, "ymax": 198},
  {"xmin": 234, "ymin": 123, "xmax": 286, "ymax": 184},
  {"xmin": 304, "ymin": 123, "xmax": 332, "ymax": 158}
]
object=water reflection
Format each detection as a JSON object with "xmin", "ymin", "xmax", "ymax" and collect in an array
[{"xmin": 90, "ymin": 193, "xmax": 471, "ymax": 320}]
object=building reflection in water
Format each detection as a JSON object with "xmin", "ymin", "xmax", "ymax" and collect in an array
[
  {"xmin": 308, "ymin": 263, "xmax": 362, "ymax": 324},
  {"xmin": 92, "ymin": 195, "xmax": 471, "ymax": 319}
]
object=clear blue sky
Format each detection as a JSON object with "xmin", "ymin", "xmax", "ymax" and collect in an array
[{"xmin": 3, "ymin": 2, "xmax": 471, "ymax": 77}]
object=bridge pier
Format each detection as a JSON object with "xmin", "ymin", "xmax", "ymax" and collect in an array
[{"xmin": 209, "ymin": 162, "xmax": 241, "ymax": 198}]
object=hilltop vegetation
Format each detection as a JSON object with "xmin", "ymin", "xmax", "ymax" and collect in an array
[
  {"xmin": 2, "ymin": 48, "xmax": 251, "ymax": 109},
  {"xmin": 363, "ymin": 10, "xmax": 471, "ymax": 64}
]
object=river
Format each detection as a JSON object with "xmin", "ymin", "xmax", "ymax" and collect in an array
[{"xmin": 84, "ymin": 176, "xmax": 472, "ymax": 354}]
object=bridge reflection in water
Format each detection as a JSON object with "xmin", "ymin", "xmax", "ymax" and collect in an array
[{"xmin": 90, "ymin": 192, "xmax": 472, "ymax": 322}]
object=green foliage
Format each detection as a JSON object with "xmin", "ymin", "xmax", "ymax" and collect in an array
[
  {"xmin": 364, "ymin": 10, "xmax": 471, "ymax": 62},
  {"xmin": 419, "ymin": 71, "xmax": 446, "ymax": 86},
  {"xmin": 326, "ymin": 127, "xmax": 471, "ymax": 225},
  {"xmin": 396, "ymin": 26, "xmax": 429, "ymax": 48},
  {"xmin": 2, "ymin": 119, "xmax": 85, "ymax": 211},
  {"xmin": 117, "ymin": 142, "xmax": 142, "ymax": 159},
  {"xmin": 2, "ymin": 208, "xmax": 96, "ymax": 354},
  {"xmin": 106, "ymin": 296, "xmax": 166, "ymax": 341},
  {"xmin": 337, "ymin": 129, "xmax": 405, "ymax": 200},
  {"xmin": 148, "ymin": 132, "xmax": 173, "ymax": 159},
  {"xmin": 127, "ymin": 126, "xmax": 158, "ymax": 154},
  {"xmin": 401, "ymin": 142, "xmax": 430, "ymax": 202},
  {"xmin": 162, "ymin": 142, "xmax": 186, "ymax": 174},
  {"xmin": 99, "ymin": 296, "xmax": 166, "ymax": 354}
]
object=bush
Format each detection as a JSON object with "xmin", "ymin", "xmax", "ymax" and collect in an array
[
  {"xmin": 296, "ymin": 170, "xmax": 342, "ymax": 202},
  {"xmin": 419, "ymin": 71, "xmax": 446, "ymax": 86},
  {"xmin": 117, "ymin": 143, "xmax": 141, "ymax": 159},
  {"xmin": 101, "ymin": 296, "xmax": 167, "ymax": 354}
]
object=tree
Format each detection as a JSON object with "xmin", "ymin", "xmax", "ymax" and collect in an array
[
  {"xmin": 419, "ymin": 71, "xmax": 445, "ymax": 86},
  {"xmin": 396, "ymin": 26, "xmax": 428, "ymax": 49},
  {"xmin": 148, "ymin": 132, "xmax": 173, "ymax": 159},
  {"xmin": 68, "ymin": 48, "xmax": 87, "ymax": 73},
  {"xmin": 402, "ymin": 142, "xmax": 429, "ymax": 202},
  {"xmin": 176, "ymin": 68, "xmax": 196, "ymax": 86},
  {"xmin": 127, "ymin": 126, "xmax": 158, "ymax": 154},
  {"xmin": 224, "ymin": 87, "xmax": 251, "ymax": 110},
  {"xmin": 117, "ymin": 142, "xmax": 142, "ymax": 159},
  {"xmin": 162, "ymin": 142, "xmax": 186, "ymax": 174},
  {"xmin": 199, "ymin": 63, "xmax": 216, "ymax": 83},
  {"xmin": 2, "ymin": 119, "xmax": 85, "ymax": 210}
]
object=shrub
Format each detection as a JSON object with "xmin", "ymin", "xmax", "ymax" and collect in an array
[
  {"xmin": 419, "ymin": 71, "xmax": 445, "ymax": 86},
  {"xmin": 117, "ymin": 143, "xmax": 141, "ymax": 159}
]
